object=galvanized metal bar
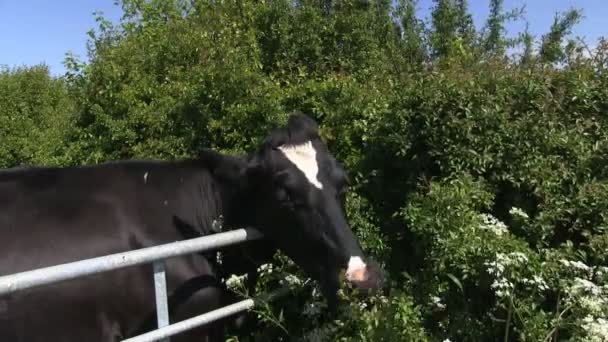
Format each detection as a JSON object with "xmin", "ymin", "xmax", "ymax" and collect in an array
[
  {"xmin": 0, "ymin": 228, "xmax": 263, "ymax": 296},
  {"xmin": 122, "ymin": 287, "xmax": 290, "ymax": 342},
  {"xmin": 153, "ymin": 261, "xmax": 170, "ymax": 342}
]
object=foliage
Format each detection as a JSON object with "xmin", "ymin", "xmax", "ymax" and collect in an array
[
  {"xmin": 2, "ymin": 0, "xmax": 607, "ymax": 340},
  {"xmin": 0, "ymin": 65, "xmax": 77, "ymax": 167},
  {"xmin": 540, "ymin": 9, "xmax": 583, "ymax": 64}
]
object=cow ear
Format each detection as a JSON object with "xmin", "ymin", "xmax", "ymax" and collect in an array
[{"xmin": 198, "ymin": 149, "xmax": 248, "ymax": 185}]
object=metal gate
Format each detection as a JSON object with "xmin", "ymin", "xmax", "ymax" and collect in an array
[{"xmin": 0, "ymin": 228, "xmax": 288, "ymax": 342}]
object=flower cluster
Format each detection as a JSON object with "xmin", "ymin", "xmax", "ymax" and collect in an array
[
  {"xmin": 478, "ymin": 213, "xmax": 509, "ymax": 236},
  {"xmin": 568, "ymin": 276, "xmax": 608, "ymax": 318},
  {"xmin": 572, "ymin": 277, "xmax": 603, "ymax": 297},
  {"xmin": 521, "ymin": 275, "xmax": 548, "ymax": 292},
  {"xmin": 257, "ymin": 263, "xmax": 274, "ymax": 276},
  {"xmin": 225, "ymin": 273, "xmax": 247, "ymax": 291},
  {"xmin": 485, "ymin": 252, "xmax": 546, "ymax": 298},
  {"xmin": 582, "ymin": 316, "xmax": 608, "ymax": 342},
  {"xmin": 557, "ymin": 259, "xmax": 608, "ymax": 340},
  {"xmin": 280, "ymin": 273, "xmax": 304, "ymax": 287},
  {"xmin": 560, "ymin": 259, "xmax": 593, "ymax": 275},
  {"xmin": 486, "ymin": 252, "xmax": 528, "ymax": 275}
]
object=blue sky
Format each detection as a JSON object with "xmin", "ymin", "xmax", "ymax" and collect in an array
[
  {"xmin": 0, "ymin": 0, "xmax": 122, "ymax": 75},
  {"xmin": 1, "ymin": 1, "xmax": 606, "ymax": 76}
]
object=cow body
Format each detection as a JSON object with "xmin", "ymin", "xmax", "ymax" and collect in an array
[
  {"xmin": 0, "ymin": 112, "xmax": 383, "ymax": 341},
  {"xmin": 0, "ymin": 160, "xmax": 233, "ymax": 341}
]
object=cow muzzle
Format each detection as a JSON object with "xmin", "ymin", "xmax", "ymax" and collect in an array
[{"xmin": 344, "ymin": 256, "xmax": 383, "ymax": 290}]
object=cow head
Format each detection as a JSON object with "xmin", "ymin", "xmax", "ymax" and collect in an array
[
  {"xmin": 203, "ymin": 112, "xmax": 383, "ymax": 308},
  {"xmin": 248, "ymin": 112, "xmax": 386, "ymax": 304}
]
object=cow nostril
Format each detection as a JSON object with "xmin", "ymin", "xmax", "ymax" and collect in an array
[{"xmin": 346, "ymin": 266, "xmax": 368, "ymax": 283}]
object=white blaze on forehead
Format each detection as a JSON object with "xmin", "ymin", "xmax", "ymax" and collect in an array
[
  {"xmin": 345, "ymin": 256, "xmax": 368, "ymax": 282},
  {"xmin": 277, "ymin": 141, "xmax": 323, "ymax": 189}
]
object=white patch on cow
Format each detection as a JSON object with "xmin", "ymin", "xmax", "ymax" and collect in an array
[
  {"xmin": 277, "ymin": 141, "xmax": 323, "ymax": 189},
  {"xmin": 143, "ymin": 171, "xmax": 149, "ymax": 184},
  {"xmin": 345, "ymin": 256, "xmax": 368, "ymax": 282}
]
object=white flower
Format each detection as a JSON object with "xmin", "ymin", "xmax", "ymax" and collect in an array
[
  {"xmin": 225, "ymin": 273, "xmax": 247, "ymax": 290},
  {"xmin": 377, "ymin": 295, "xmax": 389, "ymax": 304},
  {"xmin": 509, "ymin": 207, "xmax": 529, "ymax": 219},
  {"xmin": 582, "ymin": 316, "xmax": 608, "ymax": 342},
  {"xmin": 508, "ymin": 252, "xmax": 529, "ymax": 263},
  {"xmin": 579, "ymin": 295, "xmax": 606, "ymax": 314},
  {"xmin": 572, "ymin": 277, "xmax": 602, "ymax": 296},
  {"xmin": 486, "ymin": 251, "xmax": 534, "ymax": 298},
  {"xmin": 570, "ymin": 261, "xmax": 591, "ymax": 271},
  {"xmin": 560, "ymin": 259, "xmax": 592, "ymax": 273},
  {"xmin": 431, "ymin": 296, "xmax": 446, "ymax": 309},
  {"xmin": 532, "ymin": 275, "xmax": 548, "ymax": 291},
  {"xmin": 491, "ymin": 278, "xmax": 514, "ymax": 298},
  {"xmin": 520, "ymin": 275, "xmax": 548, "ymax": 292},
  {"xmin": 257, "ymin": 263, "xmax": 274, "ymax": 275},
  {"xmin": 479, "ymin": 214, "xmax": 509, "ymax": 236},
  {"xmin": 284, "ymin": 274, "xmax": 303, "ymax": 286}
]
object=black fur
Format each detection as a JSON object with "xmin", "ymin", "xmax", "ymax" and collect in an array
[{"xmin": 0, "ymin": 112, "xmax": 382, "ymax": 341}]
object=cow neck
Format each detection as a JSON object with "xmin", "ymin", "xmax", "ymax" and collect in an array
[
  {"xmin": 217, "ymin": 183, "xmax": 254, "ymax": 231},
  {"xmin": 178, "ymin": 168, "xmax": 225, "ymax": 237},
  {"xmin": 200, "ymin": 170, "xmax": 253, "ymax": 234}
]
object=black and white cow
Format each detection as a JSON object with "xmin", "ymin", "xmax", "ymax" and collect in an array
[{"xmin": 0, "ymin": 112, "xmax": 382, "ymax": 341}]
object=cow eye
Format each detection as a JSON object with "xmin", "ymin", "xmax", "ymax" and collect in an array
[
  {"xmin": 284, "ymin": 190, "xmax": 292, "ymax": 202},
  {"xmin": 276, "ymin": 187, "xmax": 292, "ymax": 203}
]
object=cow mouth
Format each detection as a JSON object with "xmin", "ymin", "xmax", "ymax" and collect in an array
[{"xmin": 343, "ymin": 256, "xmax": 383, "ymax": 291}]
